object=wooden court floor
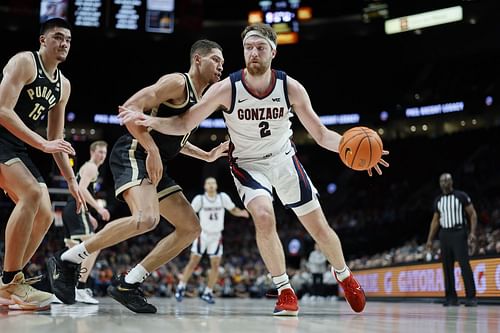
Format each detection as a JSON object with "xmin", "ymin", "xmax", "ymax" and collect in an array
[{"xmin": 1, "ymin": 297, "xmax": 499, "ymax": 333}]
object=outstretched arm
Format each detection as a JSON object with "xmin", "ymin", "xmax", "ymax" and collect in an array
[
  {"xmin": 118, "ymin": 77, "xmax": 232, "ymax": 135},
  {"xmin": 287, "ymin": 75, "xmax": 389, "ymax": 176},
  {"xmin": 180, "ymin": 141, "xmax": 229, "ymax": 162}
]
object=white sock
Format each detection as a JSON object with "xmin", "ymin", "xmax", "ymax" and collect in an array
[
  {"xmin": 61, "ymin": 243, "xmax": 89, "ymax": 264},
  {"xmin": 333, "ymin": 265, "xmax": 350, "ymax": 282},
  {"xmin": 178, "ymin": 281, "xmax": 186, "ymax": 289},
  {"xmin": 272, "ymin": 273, "xmax": 291, "ymax": 295},
  {"xmin": 204, "ymin": 287, "xmax": 213, "ymax": 295},
  {"xmin": 125, "ymin": 264, "xmax": 149, "ymax": 284}
]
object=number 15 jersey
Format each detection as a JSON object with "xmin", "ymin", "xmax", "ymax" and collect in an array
[{"xmin": 224, "ymin": 69, "xmax": 293, "ymax": 162}]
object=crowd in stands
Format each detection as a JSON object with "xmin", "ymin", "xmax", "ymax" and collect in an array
[{"xmin": 0, "ymin": 128, "xmax": 499, "ymax": 299}]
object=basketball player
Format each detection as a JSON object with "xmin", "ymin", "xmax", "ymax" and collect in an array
[
  {"xmin": 119, "ymin": 23, "xmax": 389, "ymax": 315},
  {"xmin": 0, "ymin": 18, "xmax": 85, "ymax": 310},
  {"xmin": 62, "ymin": 140, "xmax": 109, "ymax": 304},
  {"xmin": 47, "ymin": 40, "xmax": 227, "ymax": 313},
  {"xmin": 175, "ymin": 177, "xmax": 249, "ymax": 304}
]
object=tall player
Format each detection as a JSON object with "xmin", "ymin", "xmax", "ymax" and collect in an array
[
  {"xmin": 175, "ymin": 177, "xmax": 249, "ymax": 304},
  {"xmin": 62, "ymin": 140, "xmax": 110, "ymax": 304},
  {"xmin": 47, "ymin": 40, "xmax": 227, "ymax": 313},
  {"xmin": 119, "ymin": 23, "xmax": 389, "ymax": 316},
  {"xmin": 0, "ymin": 18, "xmax": 85, "ymax": 310}
]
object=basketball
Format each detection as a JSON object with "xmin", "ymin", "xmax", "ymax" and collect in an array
[{"xmin": 339, "ymin": 126, "xmax": 383, "ymax": 171}]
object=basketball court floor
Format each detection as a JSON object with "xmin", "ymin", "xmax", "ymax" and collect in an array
[{"xmin": 1, "ymin": 297, "xmax": 498, "ymax": 333}]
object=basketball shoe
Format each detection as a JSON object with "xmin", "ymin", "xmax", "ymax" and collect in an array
[
  {"xmin": 201, "ymin": 292, "xmax": 215, "ymax": 304},
  {"xmin": 75, "ymin": 287, "xmax": 99, "ymax": 304},
  {"xmin": 107, "ymin": 274, "xmax": 156, "ymax": 313},
  {"xmin": 47, "ymin": 254, "xmax": 81, "ymax": 304},
  {"xmin": 333, "ymin": 268, "xmax": 366, "ymax": 313},
  {"xmin": 0, "ymin": 272, "xmax": 53, "ymax": 310},
  {"xmin": 175, "ymin": 285, "xmax": 185, "ymax": 302},
  {"xmin": 273, "ymin": 288, "xmax": 299, "ymax": 316}
]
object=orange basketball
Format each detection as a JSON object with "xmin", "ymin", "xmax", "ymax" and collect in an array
[{"xmin": 339, "ymin": 126, "xmax": 383, "ymax": 171}]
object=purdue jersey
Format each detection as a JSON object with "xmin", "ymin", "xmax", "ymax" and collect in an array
[
  {"xmin": 191, "ymin": 192, "xmax": 236, "ymax": 233},
  {"xmin": 225, "ymin": 69, "xmax": 293, "ymax": 161},
  {"xmin": 148, "ymin": 72, "xmax": 199, "ymax": 160},
  {"xmin": 0, "ymin": 51, "xmax": 62, "ymax": 148}
]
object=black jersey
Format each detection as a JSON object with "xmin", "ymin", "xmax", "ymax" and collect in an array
[
  {"xmin": 0, "ymin": 51, "xmax": 62, "ymax": 148},
  {"xmin": 148, "ymin": 72, "xmax": 199, "ymax": 160}
]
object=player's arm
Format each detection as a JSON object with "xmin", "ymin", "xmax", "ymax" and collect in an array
[
  {"xmin": 119, "ymin": 78, "xmax": 232, "ymax": 135},
  {"xmin": 180, "ymin": 141, "xmax": 229, "ymax": 162},
  {"xmin": 426, "ymin": 212, "xmax": 440, "ymax": 250},
  {"xmin": 221, "ymin": 192, "xmax": 250, "ymax": 218},
  {"xmin": 287, "ymin": 75, "xmax": 389, "ymax": 175},
  {"xmin": 77, "ymin": 162, "xmax": 110, "ymax": 221},
  {"xmin": 465, "ymin": 202, "xmax": 478, "ymax": 241},
  {"xmin": 48, "ymin": 76, "xmax": 86, "ymax": 212},
  {"xmin": 0, "ymin": 52, "xmax": 74, "ymax": 155},
  {"xmin": 229, "ymin": 207, "xmax": 250, "ymax": 218}
]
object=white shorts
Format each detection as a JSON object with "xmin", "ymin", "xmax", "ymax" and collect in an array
[
  {"xmin": 230, "ymin": 152, "xmax": 320, "ymax": 216},
  {"xmin": 190, "ymin": 232, "xmax": 223, "ymax": 257}
]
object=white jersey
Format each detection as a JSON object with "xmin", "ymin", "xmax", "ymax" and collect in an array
[
  {"xmin": 191, "ymin": 192, "xmax": 236, "ymax": 233},
  {"xmin": 224, "ymin": 69, "xmax": 294, "ymax": 161}
]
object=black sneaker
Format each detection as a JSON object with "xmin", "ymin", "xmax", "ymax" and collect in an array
[
  {"xmin": 46, "ymin": 254, "xmax": 81, "ymax": 304},
  {"xmin": 442, "ymin": 299, "xmax": 459, "ymax": 307},
  {"xmin": 107, "ymin": 275, "xmax": 157, "ymax": 314},
  {"xmin": 464, "ymin": 298, "xmax": 478, "ymax": 307}
]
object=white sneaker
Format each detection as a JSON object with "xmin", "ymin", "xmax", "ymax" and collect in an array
[{"xmin": 75, "ymin": 288, "xmax": 99, "ymax": 304}]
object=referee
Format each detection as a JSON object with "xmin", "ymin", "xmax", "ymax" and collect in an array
[{"xmin": 426, "ymin": 173, "xmax": 477, "ymax": 307}]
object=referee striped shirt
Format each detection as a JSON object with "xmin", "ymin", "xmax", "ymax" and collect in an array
[{"xmin": 434, "ymin": 190, "xmax": 472, "ymax": 229}]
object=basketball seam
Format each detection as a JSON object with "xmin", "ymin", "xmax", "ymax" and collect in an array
[
  {"xmin": 350, "ymin": 136, "xmax": 368, "ymax": 169},
  {"xmin": 339, "ymin": 132, "xmax": 367, "ymax": 156}
]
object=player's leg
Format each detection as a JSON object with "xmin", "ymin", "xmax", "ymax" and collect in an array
[
  {"xmin": 73, "ymin": 234, "xmax": 100, "ymax": 305},
  {"xmin": 21, "ymin": 185, "xmax": 53, "ymax": 267},
  {"xmin": 0, "ymin": 161, "xmax": 53, "ymax": 310},
  {"xmin": 176, "ymin": 250, "xmax": 202, "ymax": 302},
  {"xmin": 275, "ymin": 154, "xmax": 365, "ymax": 313},
  {"xmin": 47, "ymin": 182, "xmax": 160, "ymax": 304},
  {"xmin": 108, "ymin": 190, "xmax": 200, "ymax": 313},
  {"xmin": 201, "ymin": 250, "xmax": 222, "ymax": 304},
  {"xmin": 231, "ymin": 161, "xmax": 297, "ymax": 315}
]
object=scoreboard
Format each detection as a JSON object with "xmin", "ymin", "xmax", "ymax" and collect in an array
[{"xmin": 39, "ymin": 0, "xmax": 174, "ymax": 34}]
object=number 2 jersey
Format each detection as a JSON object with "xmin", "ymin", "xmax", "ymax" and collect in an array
[
  {"xmin": 0, "ymin": 51, "xmax": 62, "ymax": 150},
  {"xmin": 224, "ymin": 69, "xmax": 293, "ymax": 162}
]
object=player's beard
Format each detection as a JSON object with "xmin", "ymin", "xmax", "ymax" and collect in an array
[{"xmin": 246, "ymin": 57, "xmax": 271, "ymax": 76}]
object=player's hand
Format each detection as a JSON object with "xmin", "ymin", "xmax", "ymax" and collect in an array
[
  {"xmin": 117, "ymin": 106, "xmax": 156, "ymax": 129},
  {"xmin": 98, "ymin": 207, "xmax": 111, "ymax": 221},
  {"xmin": 89, "ymin": 214, "xmax": 98, "ymax": 229},
  {"xmin": 468, "ymin": 233, "xmax": 477, "ymax": 244},
  {"xmin": 206, "ymin": 141, "xmax": 229, "ymax": 162},
  {"xmin": 42, "ymin": 139, "xmax": 76, "ymax": 155},
  {"xmin": 425, "ymin": 241, "xmax": 433, "ymax": 251},
  {"xmin": 367, "ymin": 150, "xmax": 390, "ymax": 177},
  {"xmin": 67, "ymin": 178, "xmax": 87, "ymax": 213},
  {"xmin": 241, "ymin": 210, "xmax": 250, "ymax": 219},
  {"xmin": 146, "ymin": 149, "xmax": 163, "ymax": 186}
]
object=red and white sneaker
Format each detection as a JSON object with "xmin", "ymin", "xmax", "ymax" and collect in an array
[
  {"xmin": 334, "ymin": 269, "xmax": 366, "ymax": 313},
  {"xmin": 273, "ymin": 288, "xmax": 299, "ymax": 316}
]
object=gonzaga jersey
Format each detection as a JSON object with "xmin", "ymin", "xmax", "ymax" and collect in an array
[
  {"xmin": 148, "ymin": 73, "xmax": 199, "ymax": 160},
  {"xmin": 191, "ymin": 193, "xmax": 236, "ymax": 233},
  {"xmin": 0, "ymin": 51, "xmax": 62, "ymax": 148},
  {"xmin": 225, "ymin": 70, "xmax": 293, "ymax": 161}
]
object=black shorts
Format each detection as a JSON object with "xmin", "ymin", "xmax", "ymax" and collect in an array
[
  {"xmin": 109, "ymin": 134, "xmax": 182, "ymax": 202},
  {"xmin": 0, "ymin": 135, "xmax": 45, "ymax": 184},
  {"xmin": 62, "ymin": 200, "xmax": 95, "ymax": 242}
]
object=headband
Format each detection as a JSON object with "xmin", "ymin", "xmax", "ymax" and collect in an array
[{"xmin": 243, "ymin": 30, "xmax": 277, "ymax": 50}]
